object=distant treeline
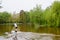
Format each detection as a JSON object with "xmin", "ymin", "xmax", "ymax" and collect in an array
[{"xmin": 0, "ymin": 1, "xmax": 60, "ymax": 27}]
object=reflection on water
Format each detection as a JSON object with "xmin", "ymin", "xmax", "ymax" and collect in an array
[
  {"xmin": 0, "ymin": 36, "xmax": 5, "ymax": 40},
  {"xmin": 0, "ymin": 32, "xmax": 60, "ymax": 40},
  {"xmin": 0, "ymin": 23, "xmax": 60, "ymax": 40}
]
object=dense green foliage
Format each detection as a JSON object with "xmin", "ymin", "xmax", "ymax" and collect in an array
[
  {"xmin": 44, "ymin": 1, "xmax": 60, "ymax": 27},
  {"xmin": 0, "ymin": 12, "xmax": 11, "ymax": 24},
  {"xmin": 28, "ymin": 1, "xmax": 60, "ymax": 27},
  {"xmin": 0, "ymin": 1, "xmax": 60, "ymax": 28}
]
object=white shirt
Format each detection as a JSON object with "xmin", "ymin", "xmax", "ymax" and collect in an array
[{"xmin": 14, "ymin": 23, "xmax": 17, "ymax": 27}]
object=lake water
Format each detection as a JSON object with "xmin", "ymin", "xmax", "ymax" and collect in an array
[
  {"xmin": 0, "ymin": 32, "xmax": 60, "ymax": 40},
  {"xmin": 0, "ymin": 23, "xmax": 60, "ymax": 40}
]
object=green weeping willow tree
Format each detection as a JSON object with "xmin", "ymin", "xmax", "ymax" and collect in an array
[
  {"xmin": 28, "ymin": 1, "xmax": 60, "ymax": 28},
  {"xmin": 29, "ymin": 5, "xmax": 44, "ymax": 29},
  {"xmin": 44, "ymin": 1, "xmax": 60, "ymax": 27}
]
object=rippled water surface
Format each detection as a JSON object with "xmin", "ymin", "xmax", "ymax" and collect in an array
[
  {"xmin": 0, "ymin": 32, "xmax": 60, "ymax": 40},
  {"xmin": 0, "ymin": 24, "xmax": 60, "ymax": 40}
]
